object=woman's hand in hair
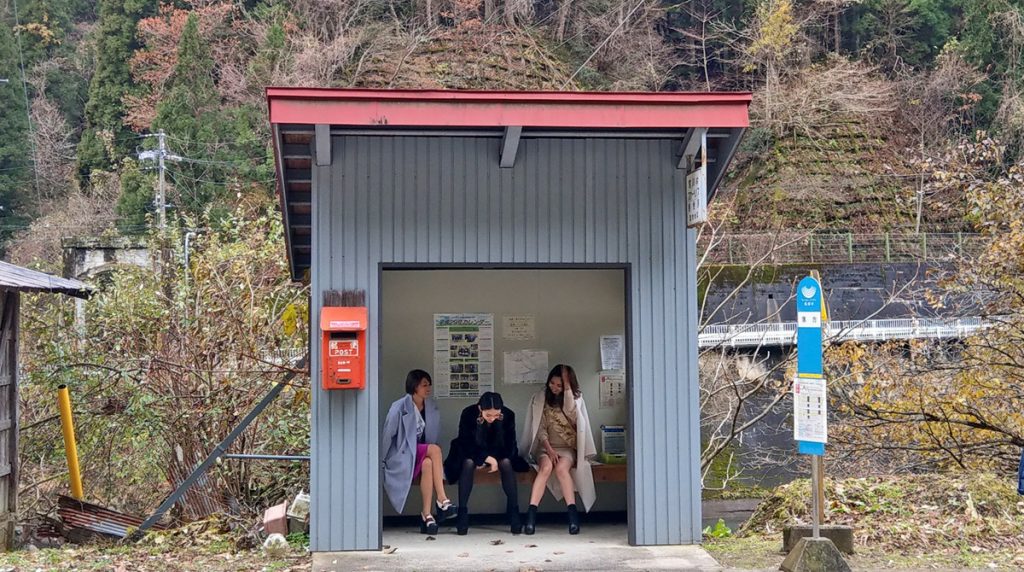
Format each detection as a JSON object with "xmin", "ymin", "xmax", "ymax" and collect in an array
[{"xmin": 484, "ymin": 456, "xmax": 498, "ymax": 473}]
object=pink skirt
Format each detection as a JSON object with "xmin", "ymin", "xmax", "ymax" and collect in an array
[{"xmin": 411, "ymin": 443, "xmax": 429, "ymax": 481}]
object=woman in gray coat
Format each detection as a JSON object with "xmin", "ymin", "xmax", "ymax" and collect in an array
[{"xmin": 381, "ymin": 370, "xmax": 456, "ymax": 534}]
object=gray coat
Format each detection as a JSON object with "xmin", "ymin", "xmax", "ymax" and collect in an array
[{"xmin": 381, "ymin": 395, "xmax": 440, "ymax": 512}]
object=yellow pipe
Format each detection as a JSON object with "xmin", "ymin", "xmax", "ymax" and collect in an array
[{"xmin": 57, "ymin": 385, "xmax": 84, "ymax": 500}]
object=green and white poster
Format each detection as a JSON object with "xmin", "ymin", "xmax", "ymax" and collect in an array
[{"xmin": 433, "ymin": 313, "xmax": 494, "ymax": 398}]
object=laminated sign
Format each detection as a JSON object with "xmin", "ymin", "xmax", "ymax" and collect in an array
[{"xmin": 793, "ymin": 376, "xmax": 827, "ymax": 444}]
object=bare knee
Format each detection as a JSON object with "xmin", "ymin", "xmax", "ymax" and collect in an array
[
  {"xmin": 555, "ymin": 458, "xmax": 572, "ymax": 475},
  {"xmin": 421, "ymin": 456, "xmax": 433, "ymax": 471},
  {"xmin": 537, "ymin": 457, "xmax": 553, "ymax": 475},
  {"xmin": 427, "ymin": 443, "xmax": 442, "ymax": 458}
]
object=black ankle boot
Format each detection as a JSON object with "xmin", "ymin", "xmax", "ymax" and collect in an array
[
  {"xmin": 507, "ymin": 503, "xmax": 523, "ymax": 534},
  {"xmin": 567, "ymin": 504, "xmax": 580, "ymax": 535},
  {"xmin": 456, "ymin": 506, "xmax": 469, "ymax": 535},
  {"xmin": 524, "ymin": 505, "xmax": 538, "ymax": 535}
]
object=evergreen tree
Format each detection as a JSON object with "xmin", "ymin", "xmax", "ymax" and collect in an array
[
  {"xmin": 0, "ymin": 13, "xmax": 32, "ymax": 242},
  {"xmin": 116, "ymin": 158, "xmax": 154, "ymax": 233},
  {"xmin": 117, "ymin": 13, "xmax": 269, "ymax": 227},
  {"xmin": 17, "ymin": 0, "xmax": 74, "ymax": 65},
  {"xmin": 77, "ymin": 0, "xmax": 154, "ymax": 181},
  {"xmin": 960, "ymin": 0, "xmax": 1024, "ymax": 133}
]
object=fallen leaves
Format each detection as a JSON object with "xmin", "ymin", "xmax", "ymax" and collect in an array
[{"xmin": 0, "ymin": 544, "xmax": 311, "ymax": 571}]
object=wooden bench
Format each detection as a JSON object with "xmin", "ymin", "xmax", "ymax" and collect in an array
[{"xmin": 413, "ymin": 463, "xmax": 626, "ymax": 485}]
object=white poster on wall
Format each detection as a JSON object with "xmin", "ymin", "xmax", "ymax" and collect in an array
[
  {"xmin": 503, "ymin": 350, "xmax": 548, "ymax": 385},
  {"xmin": 433, "ymin": 314, "xmax": 494, "ymax": 398},
  {"xmin": 600, "ymin": 335, "xmax": 625, "ymax": 371},
  {"xmin": 502, "ymin": 314, "xmax": 536, "ymax": 341},
  {"xmin": 599, "ymin": 370, "xmax": 626, "ymax": 409}
]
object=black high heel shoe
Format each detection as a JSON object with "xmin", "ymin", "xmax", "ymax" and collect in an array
[
  {"xmin": 524, "ymin": 505, "xmax": 538, "ymax": 535},
  {"xmin": 456, "ymin": 506, "xmax": 469, "ymax": 535},
  {"xmin": 436, "ymin": 499, "xmax": 457, "ymax": 522},
  {"xmin": 420, "ymin": 513, "xmax": 439, "ymax": 535},
  {"xmin": 567, "ymin": 504, "xmax": 580, "ymax": 535}
]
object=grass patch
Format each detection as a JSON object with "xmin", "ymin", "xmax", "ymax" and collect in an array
[{"xmin": 711, "ymin": 472, "xmax": 1024, "ymax": 570}]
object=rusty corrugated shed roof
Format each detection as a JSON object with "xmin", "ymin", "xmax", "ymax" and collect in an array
[
  {"xmin": 58, "ymin": 495, "xmax": 167, "ymax": 538},
  {"xmin": 0, "ymin": 260, "xmax": 92, "ymax": 298}
]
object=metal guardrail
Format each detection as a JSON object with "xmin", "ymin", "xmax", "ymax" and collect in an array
[
  {"xmin": 698, "ymin": 317, "xmax": 987, "ymax": 348},
  {"xmin": 260, "ymin": 348, "xmax": 307, "ymax": 366},
  {"xmin": 699, "ymin": 233, "xmax": 985, "ymax": 265}
]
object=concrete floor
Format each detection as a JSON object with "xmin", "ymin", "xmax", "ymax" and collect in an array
[{"xmin": 312, "ymin": 523, "xmax": 724, "ymax": 572}]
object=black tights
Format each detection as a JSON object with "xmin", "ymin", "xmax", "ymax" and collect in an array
[{"xmin": 459, "ymin": 458, "xmax": 519, "ymax": 509}]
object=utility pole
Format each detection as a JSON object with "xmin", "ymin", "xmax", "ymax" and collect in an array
[
  {"xmin": 138, "ymin": 130, "xmax": 181, "ymax": 230},
  {"xmin": 157, "ymin": 130, "xmax": 166, "ymax": 229}
]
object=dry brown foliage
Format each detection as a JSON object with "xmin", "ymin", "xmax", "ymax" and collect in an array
[
  {"xmin": 753, "ymin": 56, "xmax": 897, "ymax": 138},
  {"xmin": 126, "ymin": 1, "xmax": 238, "ymax": 130},
  {"xmin": 7, "ymin": 177, "xmax": 120, "ymax": 268},
  {"xmin": 895, "ymin": 48, "xmax": 985, "ymax": 154},
  {"xmin": 351, "ymin": 25, "xmax": 574, "ymax": 90},
  {"xmin": 575, "ymin": 0, "xmax": 675, "ymax": 90}
]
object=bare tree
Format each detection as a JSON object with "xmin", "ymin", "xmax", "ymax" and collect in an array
[
  {"xmin": 813, "ymin": 0, "xmax": 861, "ymax": 54},
  {"xmin": 670, "ymin": 0, "xmax": 728, "ymax": 91}
]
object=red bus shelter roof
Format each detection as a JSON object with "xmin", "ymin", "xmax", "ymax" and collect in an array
[
  {"xmin": 266, "ymin": 88, "xmax": 751, "ymax": 280},
  {"xmin": 266, "ymin": 88, "xmax": 751, "ymax": 129}
]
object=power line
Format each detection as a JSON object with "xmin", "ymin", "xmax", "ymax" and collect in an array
[{"xmin": 10, "ymin": 0, "xmax": 40, "ymax": 194}]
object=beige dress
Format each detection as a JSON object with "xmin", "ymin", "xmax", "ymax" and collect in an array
[{"xmin": 537, "ymin": 395, "xmax": 578, "ymax": 465}]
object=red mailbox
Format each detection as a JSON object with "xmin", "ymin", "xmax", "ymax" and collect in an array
[{"xmin": 320, "ymin": 306, "xmax": 368, "ymax": 390}]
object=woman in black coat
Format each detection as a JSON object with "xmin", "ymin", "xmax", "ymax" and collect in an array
[{"xmin": 443, "ymin": 392, "xmax": 529, "ymax": 535}]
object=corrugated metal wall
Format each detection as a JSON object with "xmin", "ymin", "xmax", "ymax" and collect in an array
[{"xmin": 310, "ymin": 136, "xmax": 700, "ymax": 551}]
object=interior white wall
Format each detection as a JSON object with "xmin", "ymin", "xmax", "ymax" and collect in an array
[{"xmin": 380, "ymin": 269, "xmax": 628, "ymax": 516}]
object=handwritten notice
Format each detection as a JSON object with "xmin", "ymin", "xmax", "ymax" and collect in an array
[
  {"xmin": 503, "ymin": 350, "xmax": 549, "ymax": 385},
  {"xmin": 502, "ymin": 315, "xmax": 536, "ymax": 341}
]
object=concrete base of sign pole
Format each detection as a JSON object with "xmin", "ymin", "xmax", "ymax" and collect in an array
[
  {"xmin": 783, "ymin": 524, "xmax": 855, "ymax": 554},
  {"xmin": 780, "ymin": 537, "xmax": 851, "ymax": 572}
]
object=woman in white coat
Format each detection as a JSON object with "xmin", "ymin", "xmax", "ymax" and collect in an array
[
  {"xmin": 381, "ymin": 370, "xmax": 456, "ymax": 535},
  {"xmin": 519, "ymin": 364, "xmax": 597, "ymax": 535}
]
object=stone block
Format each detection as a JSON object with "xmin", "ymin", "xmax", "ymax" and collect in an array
[
  {"xmin": 781, "ymin": 537, "xmax": 852, "ymax": 572},
  {"xmin": 783, "ymin": 524, "xmax": 855, "ymax": 555},
  {"xmin": 263, "ymin": 501, "xmax": 289, "ymax": 537}
]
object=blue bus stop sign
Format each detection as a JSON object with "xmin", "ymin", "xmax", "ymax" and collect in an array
[{"xmin": 795, "ymin": 276, "xmax": 826, "ymax": 455}]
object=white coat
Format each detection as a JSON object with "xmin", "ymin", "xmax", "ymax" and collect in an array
[{"xmin": 519, "ymin": 391, "xmax": 598, "ymax": 511}]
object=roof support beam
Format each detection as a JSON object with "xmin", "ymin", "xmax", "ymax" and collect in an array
[
  {"xmin": 708, "ymin": 127, "xmax": 745, "ymax": 199},
  {"xmin": 678, "ymin": 127, "xmax": 707, "ymax": 170},
  {"xmin": 500, "ymin": 126, "xmax": 522, "ymax": 168},
  {"xmin": 315, "ymin": 124, "xmax": 331, "ymax": 166}
]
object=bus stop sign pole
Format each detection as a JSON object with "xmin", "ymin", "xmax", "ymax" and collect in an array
[{"xmin": 794, "ymin": 275, "xmax": 827, "ymax": 538}]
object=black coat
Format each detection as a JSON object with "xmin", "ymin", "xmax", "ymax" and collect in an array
[{"xmin": 443, "ymin": 404, "xmax": 529, "ymax": 483}]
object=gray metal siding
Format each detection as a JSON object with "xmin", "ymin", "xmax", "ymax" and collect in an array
[{"xmin": 310, "ymin": 136, "xmax": 701, "ymax": 551}]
